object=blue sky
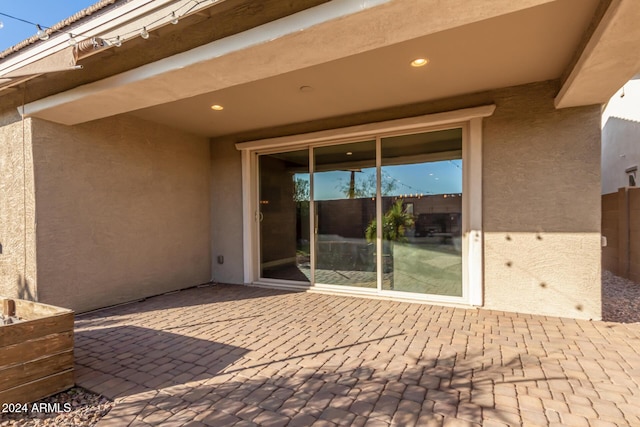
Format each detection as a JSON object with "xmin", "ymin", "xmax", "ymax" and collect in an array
[{"xmin": 0, "ymin": 1, "xmax": 96, "ymax": 51}]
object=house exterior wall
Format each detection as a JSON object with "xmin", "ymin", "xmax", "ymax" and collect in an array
[
  {"xmin": 30, "ymin": 116, "xmax": 211, "ymax": 312},
  {"xmin": 210, "ymin": 138, "xmax": 244, "ymax": 284},
  {"xmin": 602, "ymin": 117, "xmax": 640, "ymax": 195},
  {"xmin": 217, "ymin": 80, "xmax": 601, "ymax": 319},
  {"xmin": 0, "ymin": 110, "xmax": 37, "ymax": 301},
  {"xmin": 483, "ymin": 83, "xmax": 601, "ymax": 320}
]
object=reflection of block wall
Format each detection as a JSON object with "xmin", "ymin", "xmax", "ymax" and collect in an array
[
  {"xmin": 410, "ymin": 196, "xmax": 461, "ymax": 214},
  {"xmin": 316, "ymin": 199, "xmax": 375, "ymax": 238},
  {"xmin": 316, "ymin": 196, "xmax": 461, "ymax": 239}
]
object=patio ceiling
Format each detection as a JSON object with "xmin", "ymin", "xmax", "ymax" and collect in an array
[
  {"xmin": 18, "ymin": 0, "xmax": 640, "ymax": 139},
  {"xmin": 130, "ymin": 0, "xmax": 599, "ymax": 138}
]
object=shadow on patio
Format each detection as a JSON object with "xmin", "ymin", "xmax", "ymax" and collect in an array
[
  {"xmin": 78, "ymin": 329, "xmax": 539, "ymax": 426},
  {"xmin": 72, "ymin": 284, "xmax": 640, "ymax": 426}
]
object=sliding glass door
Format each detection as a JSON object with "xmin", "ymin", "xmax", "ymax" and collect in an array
[
  {"xmin": 313, "ymin": 140, "xmax": 377, "ymax": 288},
  {"xmin": 380, "ymin": 129, "xmax": 463, "ymax": 296},
  {"xmin": 259, "ymin": 150, "xmax": 310, "ymax": 282},
  {"xmin": 257, "ymin": 127, "xmax": 464, "ymax": 299}
]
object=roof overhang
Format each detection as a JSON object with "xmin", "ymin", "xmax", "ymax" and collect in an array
[
  {"xmin": 16, "ymin": 0, "xmax": 557, "ymax": 126},
  {"xmin": 0, "ymin": 0, "xmax": 218, "ymax": 90},
  {"xmin": 8, "ymin": 0, "xmax": 640, "ymax": 136},
  {"xmin": 555, "ymin": 0, "xmax": 640, "ymax": 108}
]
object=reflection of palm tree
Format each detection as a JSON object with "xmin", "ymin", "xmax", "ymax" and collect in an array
[
  {"xmin": 348, "ymin": 170, "xmax": 357, "ymax": 199},
  {"xmin": 365, "ymin": 200, "xmax": 414, "ymax": 243},
  {"xmin": 343, "ymin": 169, "xmax": 361, "ymax": 199},
  {"xmin": 337, "ymin": 172, "xmax": 397, "ymax": 199}
]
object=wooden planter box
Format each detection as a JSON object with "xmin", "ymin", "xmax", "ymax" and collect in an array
[{"xmin": 0, "ymin": 298, "xmax": 74, "ymax": 405}]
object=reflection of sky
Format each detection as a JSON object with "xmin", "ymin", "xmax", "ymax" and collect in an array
[{"xmin": 299, "ymin": 160, "xmax": 462, "ymax": 201}]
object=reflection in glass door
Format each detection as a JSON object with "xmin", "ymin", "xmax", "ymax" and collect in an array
[
  {"xmin": 256, "ymin": 127, "xmax": 464, "ymax": 298},
  {"xmin": 313, "ymin": 141, "xmax": 377, "ymax": 288},
  {"xmin": 259, "ymin": 150, "xmax": 310, "ymax": 282},
  {"xmin": 381, "ymin": 129, "xmax": 463, "ymax": 296}
]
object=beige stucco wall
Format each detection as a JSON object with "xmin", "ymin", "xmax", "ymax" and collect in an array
[
  {"xmin": 30, "ymin": 115, "xmax": 211, "ymax": 312},
  {"xmin": 0, "ymin": 110, "xmax": 37, "ymax": 301},
  {"xmin": 218, "ymin": 81, "xmax": 601, "ymax": 319},
  {"xmin": 210, "ymin": 139, "xmax": 244, "ymax": 284},
  {"xmin": 483, "ymin": 83, "xmax": 601, "ymax": 320}
]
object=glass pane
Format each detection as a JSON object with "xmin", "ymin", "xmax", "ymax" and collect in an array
[
  {"xmin": 259, "ymin": 150, "xmax": 311, "ymax": 282},
  {"xmin": 381, "ymin": 129, "xmax": 463, "ymax": 296},
  {"xmin": 314, "ymin": 141, "xmax": 377, "ymax": 288}
]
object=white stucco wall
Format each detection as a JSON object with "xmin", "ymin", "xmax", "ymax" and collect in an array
[
  {"xmin": 30, "ymin": 115, "xmax": 211, "ymax": 312},
  {"xmin": 0, "ymin": 110, "xmax": 37, "ymax": 301}
]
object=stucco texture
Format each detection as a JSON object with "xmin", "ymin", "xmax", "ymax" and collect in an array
[
  {"xmin": 221, "ymin": 81, "xmax": 602, "ymax": 320},
  {"xmin": 482, "ymin": 82, "xmax": 601, "ymax": 320},
  {"xmin": 31, "ymin": 116, "xmax": 211, "ymax": 312},
  {"xmin": 0, "ymin": 110, "xmax": 37, "ymax": 301},
  {"xmin": 210, "ymin": 139, "xmax": 244, "ymax": 284}
]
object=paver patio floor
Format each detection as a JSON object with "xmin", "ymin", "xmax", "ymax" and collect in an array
[{"xmin": 74, "ymin": 284, "xmax": 640, "ymax": 426}]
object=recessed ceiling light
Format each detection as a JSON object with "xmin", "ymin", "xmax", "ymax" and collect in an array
[
  {"xmin": 411, "ymin": 58, "xmax": 429, "ymax": 67},
  {"xmin": 346, "ymin": 152, "xmax": 353, "ymax": 156},
  {"xmin": 210, "ymin": 104, "xmax": 224, "ymax": 111}
]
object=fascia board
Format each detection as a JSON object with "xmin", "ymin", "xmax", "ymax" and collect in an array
[{"xmin": 20, "ymin": 0, "xmax": 391, "ymax": 120}]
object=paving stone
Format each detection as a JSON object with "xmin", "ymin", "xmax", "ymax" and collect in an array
[
  {"xmin": 251, "ymin": 410, "xmax": 290, "ymax": 426},
  {"xmin": 350, "ymin": 400, "xmax": 375, "ymax": 417},
  {"xmin": 455, "ymin": 402, "xmax": 482, "ymax": 423},
  {"xmin": 200, "ymin": 410, "xmax": 241, "ymax": 426},
  {"xmin": 307, "ymin": 391, "xmax": 336, "ymax": 410},
  {"xmin": 162, "ymin": 409, "xmax": 199, "ymax": 427},
  {"xmin": 235, "ymin": 404, "xmax": 263, "ymax": 421},
  {"xmin": 73, "ymin": 285, "xmax": 640, "ymax": 427},
  {"xmin": 589, "ymin": 420, "xmax": 620, "ymax": 427},
  {"xmin": 142, "ymin": 408, "xmax": 173, "ymax": 425},
  {"xmin": 558, "ymin": 412, "xmax": 589, "ymax": 427},
  {"xmin": 480, "ymin": 420, "xmax": 508, "ymax": 427},
  {"xmin": 289, "ymin": 413, "xmax": 320, "ymax": 427},
  {"xmin": 402, "ymin": 384, "xmax": 427, "ymax": 403},
  {"xmin": 520, "ymin": 408, "xmax": 549, "ymax": 426},
  {"xmin": 416, "ymin": 412, "xmax": 445, "ymax": 427},
  {"xmin": 319, "ymin": 407, "xmax": 356, "ymax": 425},
  {"xmin": 363, "ymin": 419, "xmax": 390, "ymax": 427},
  {"xmin": 442, "ymin": 417, "xmax": 478, "ymax": 427},
  {"xmin": 390, "ymin": 399, "xmax": 420, "ymax": 426}
]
